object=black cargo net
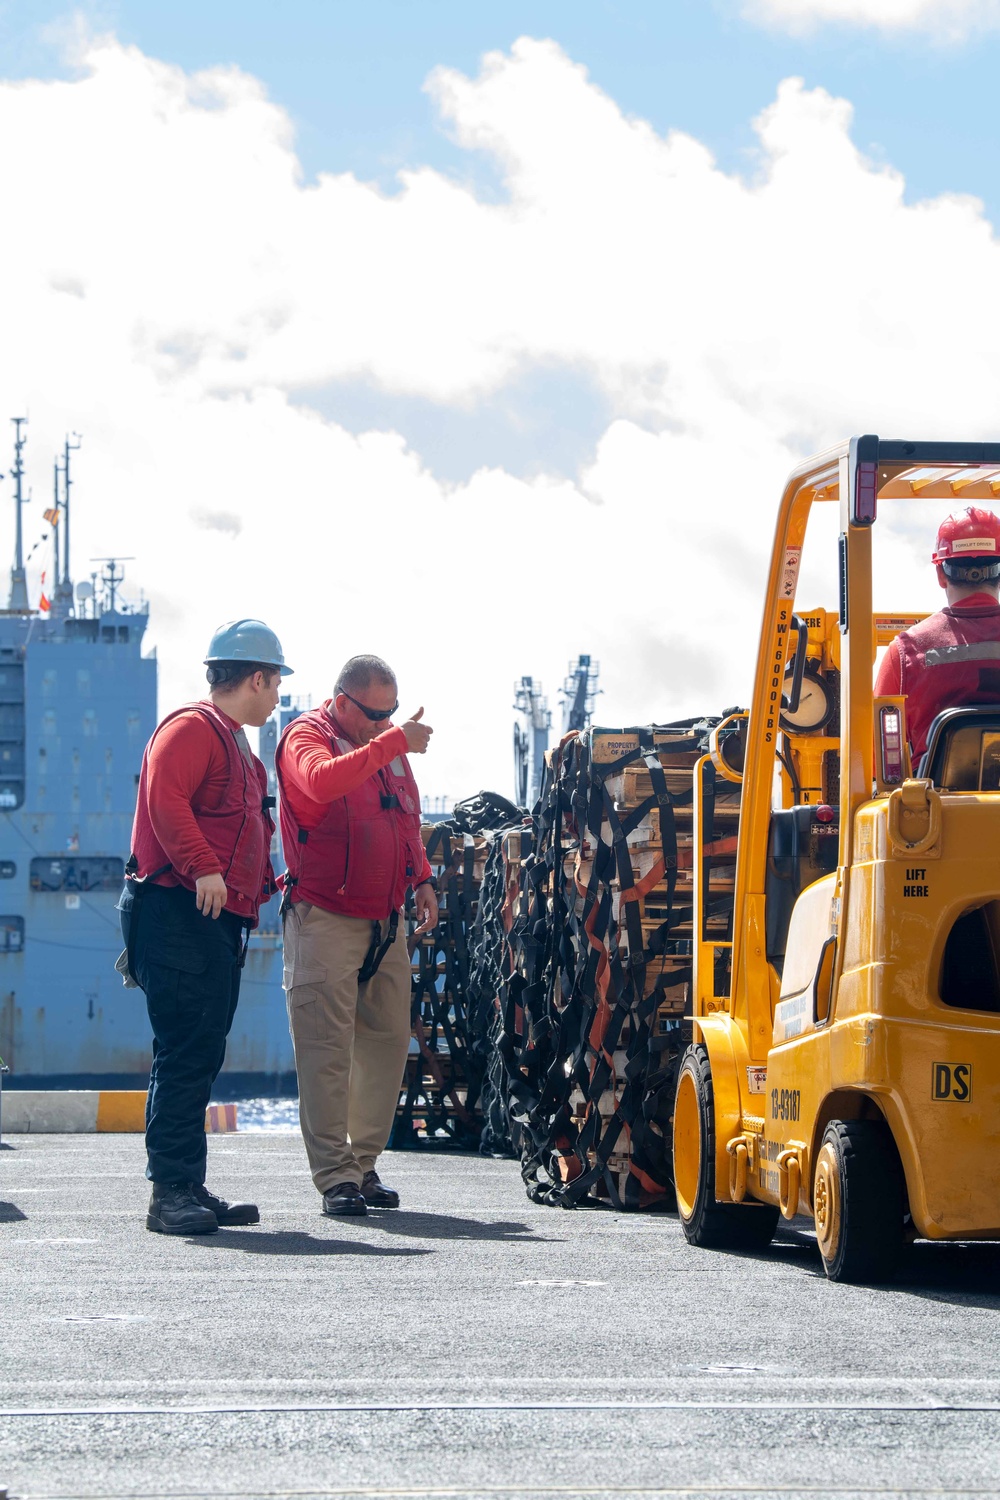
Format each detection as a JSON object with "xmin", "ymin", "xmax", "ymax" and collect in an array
[
  {"xmin": 467, "ymin": 830, "xmax": 528, "ymax": 1157},
  {"xmin": 392, "ymin": 722, "xmax": 741, "ymax": 1214},
  {"xmin": 390, "ymin": 792, "xmax": 522, "ymax": 1151},
  {"xmin": 499, "ymin": 724, "xmax": 701, "ymax": 1209}
]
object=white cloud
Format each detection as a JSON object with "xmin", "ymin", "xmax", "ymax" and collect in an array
[
  {"xmin": 1, "ymin": 35, "xmax": 998, "ymax": 800},
  {"xmin": 741, "ymin": 0, "xmax": 1000, "ymax": 38}
]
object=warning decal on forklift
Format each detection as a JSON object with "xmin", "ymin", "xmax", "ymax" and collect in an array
[
  {"xmin": 932, "ymin": 1063, "xmax": 973, "ymax": 1102},
  {"xmin": 774, "ymin": 993, "xmax": 810, "ymax": 1040},
  {"xmin": 780, "ymin": 546, "xmax": 802, "ymax": 600},
  {"xmin": 746, "ymin": 1066, "xmax": 767, "ymax": 1094}
]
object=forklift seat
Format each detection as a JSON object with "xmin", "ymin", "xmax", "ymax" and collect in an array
[{"xmin": 917, "ymin": 706, "xmax": 1000, "ymax": 791}]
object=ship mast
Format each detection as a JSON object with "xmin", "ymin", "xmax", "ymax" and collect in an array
[
  {"xmin": 51, "ymin": 458, "xmax": 60, "ymax": 595},
  {"xmin": 61, "ymin": 434, "xmax": 80, "ymax": 590},
  {"xmin": 8, "ymin": 417, "xmax": 29, "ymax": 613},
  {"xmin": 52, "ymin": 434, "xmax": 80, "ymax": 618}
]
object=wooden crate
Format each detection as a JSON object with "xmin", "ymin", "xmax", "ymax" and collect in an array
[{"xmin": 590, "ymin": 728, "xmax": 704, "ymax": 766}]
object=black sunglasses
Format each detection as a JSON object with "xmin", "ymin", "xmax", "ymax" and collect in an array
[{"xmin": 341, "ymin": 690, "xmax": 398, "ymax": 723}]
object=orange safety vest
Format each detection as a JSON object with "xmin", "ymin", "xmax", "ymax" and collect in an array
[
  {"xmin": 894, "ymin": 602, "xmax": 1000, "ymax": 759},
  {"xmin": 277, "ymin": 705, "xmax": 425, "ymax": 920},
  {"xmin": 129, "ymin": 701, "xmax": 274, "ymax": 922}
]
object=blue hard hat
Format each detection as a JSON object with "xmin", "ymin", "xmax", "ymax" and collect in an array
[{"xmin": 204, "ymin": 619, "xmax": 293, "ymax": 676}]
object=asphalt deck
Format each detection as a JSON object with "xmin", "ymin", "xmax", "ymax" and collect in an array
[{"xmin": 3, "ymin": 1132, "xmax": 1000, "ymax": 1500}]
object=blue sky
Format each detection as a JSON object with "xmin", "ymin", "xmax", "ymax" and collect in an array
[{"xmin": 3, "ymin": 0, "xmax": 999, "ymax": 216}]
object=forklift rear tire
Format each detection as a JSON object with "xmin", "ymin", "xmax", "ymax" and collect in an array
[
  {"xmin": 813, "ymin": 1119, "xmax": 905, "ymax": 1284},
  {"xmin": 673, "ymin": 1044, "xmax": 779, "ymax": 1251}
]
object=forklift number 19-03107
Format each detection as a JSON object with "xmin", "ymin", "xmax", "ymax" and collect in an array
[{"xmin": 771, "ymin": 1088, "xmax": 801, "ymax": 1122}]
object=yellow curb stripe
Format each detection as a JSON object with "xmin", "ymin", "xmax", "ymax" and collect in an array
[
  {"xmin": 4, "ymin": 1091, "xmax": 239, "ymax": 1133},
  {"xmin": 95, "ymin": 1091, "xmax": 147, "ymax": 1133}
]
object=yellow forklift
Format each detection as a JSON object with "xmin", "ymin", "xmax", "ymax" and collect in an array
[{"xmin": 673, "ymin": 436, "xmax": 1000, "ymax": 1281}]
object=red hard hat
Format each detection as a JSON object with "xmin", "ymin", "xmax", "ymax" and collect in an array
[{"xmin": 932, "ymin": 507, "xmax": 1000, "ymax": 564}]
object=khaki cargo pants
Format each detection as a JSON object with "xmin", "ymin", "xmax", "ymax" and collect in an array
[{"xmin": 283, "ymin": 901, "xmax": 412, "ymax": 1195}]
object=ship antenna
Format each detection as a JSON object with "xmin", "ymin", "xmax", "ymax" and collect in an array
[
  {"xmin": 51, "ymin": 458, "xmax": 60, "ymax": 594},
  {"xmin": 61, "ymin": 433, "xmax": 81, "ymax": 589},
  {"xmin": 8, "ymin": 416, "xmax": 29, "ymax": 613},
  {"xmin": 90, "ymin": 556, "xmax": 133, "ymax": 615}
]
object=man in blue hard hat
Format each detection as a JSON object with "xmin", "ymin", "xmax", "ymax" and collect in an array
[{"xmin": 120, "ymin": 619, "xmax": 292, "ymax": 1235}]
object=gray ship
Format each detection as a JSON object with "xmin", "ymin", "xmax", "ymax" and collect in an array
[{"xmin": 0, "ymin": 417, "xmax": 295, "ymax": 1089}]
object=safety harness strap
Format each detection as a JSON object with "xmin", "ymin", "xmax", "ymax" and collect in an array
[{"xmin": 358, "ymin": 908, "xmax": 400, "ymax": 982}]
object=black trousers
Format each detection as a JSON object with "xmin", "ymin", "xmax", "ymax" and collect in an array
[{"xmin": 119, "ymin": 883, "xmax": 245, "ymax": 1185}]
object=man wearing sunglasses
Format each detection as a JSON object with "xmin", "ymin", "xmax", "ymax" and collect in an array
[{"xmin": 275, "ymin": 655, "xmax": 436, "ymax": 1216}]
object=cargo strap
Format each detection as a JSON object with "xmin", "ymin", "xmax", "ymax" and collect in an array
[
  {"xmin": 278, "ymin": 877, "xmax": 297, "ymax": 921},
  {"xmin": 358, "ymin": 909, "xmax": 399, "ymax": 982},
  {"xmin": 278, "ymin": 827, "xmax": 310, "ymax": 921}
]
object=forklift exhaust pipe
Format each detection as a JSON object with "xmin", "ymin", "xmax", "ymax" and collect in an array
[
  {"xmin": 727, "ymin": 1137, "xmax": 749, "ymax": 1203},
  {"xmin": 777, "ymin": 1149, "xmax": 802, "ymax": 1220}
]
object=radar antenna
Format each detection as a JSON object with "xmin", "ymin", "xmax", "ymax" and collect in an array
[{"xmin": 89, "ymin": 557, "xmax": 134, "ymax": 616}]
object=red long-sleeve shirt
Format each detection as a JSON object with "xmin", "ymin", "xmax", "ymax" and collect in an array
[
  {"xmin": 279, "ymin": 704, "xmax": 433, "ymax": 886},
  {"xmin": 138, "ymin": 703, "xmax": 270, "ymax": 919},
  {"xmin": 874, "ymin": 593, "xmax": 1000, "ymax": 759}
]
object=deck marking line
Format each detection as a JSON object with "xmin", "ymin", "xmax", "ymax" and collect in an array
[
  {"xmin": 8, "ymin": 1486, "xmax": 1000, "ymax": 1499},
  {"xmin": 3, "ymin": 1398, "xmax": 1000, "ymax": 1417}
]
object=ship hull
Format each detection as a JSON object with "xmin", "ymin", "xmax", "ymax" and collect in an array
[{"xmin": 0, "ymin": 607, "xmax": 294, "ymax": 1090}]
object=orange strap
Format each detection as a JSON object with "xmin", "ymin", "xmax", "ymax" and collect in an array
[{"xmin": 618, "ymin": 855, "xmax": 666, "ymax": 904}]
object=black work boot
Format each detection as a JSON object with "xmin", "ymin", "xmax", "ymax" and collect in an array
[
  {"xmin": 147, "ymin": 1182, "xmax": 219, "ymax": 1235},
  {"xmin": 361, "ymin": 1169, "xmax": 400, "ymax": 1208},
  {"xmin": 322, "ymin": 1181, "xmax": 367, "ymax": 1217},
  {"xmin": 193, "ymin": 1184, "xmax": 260, "ymax": 1226}
]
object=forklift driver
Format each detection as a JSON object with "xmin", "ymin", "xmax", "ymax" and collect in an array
[{"xmin": 875, "ymin": 507, "xmax": 1000, "ymax": 762}]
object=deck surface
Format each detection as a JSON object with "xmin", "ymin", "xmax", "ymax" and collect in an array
[{"xmin": 2, "ymin": 1132, "xmax": 1000, "ymax": 1500}]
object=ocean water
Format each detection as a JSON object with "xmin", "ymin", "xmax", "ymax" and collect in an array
[{"xmin": 229, "ymin": 1097, "xmax": 300, "ymax": 1132}]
